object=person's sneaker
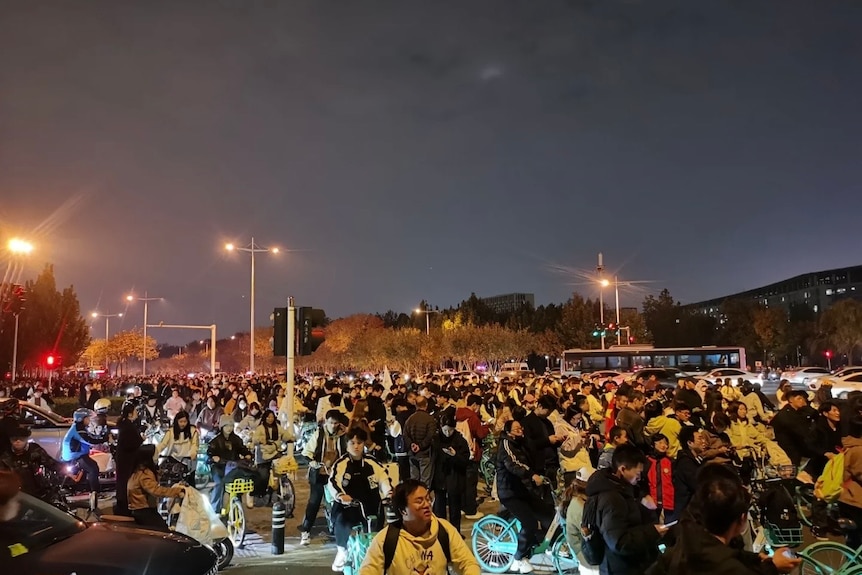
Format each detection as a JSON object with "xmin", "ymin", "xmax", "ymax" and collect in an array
[
  {"xmin": 300, "ymin": 532, "xmax": 311, "ymax": 546},
  {"xmin": 245, "ymin": 493, "xmax": 255, "ymax": 509},
  {"xmin": 510, "ymin": 559, "xmax": 533, "ymax": 574},
  {"xmin": 332, "ymin": 547, "xmax": 347, "ymax": 572},
  {"xmin": 812, "ymin": 526, "xmax": 829, "ymax": 541},
  {"xmin": 465, "ymin": 512, "xmax": 485, "ymax": 520}
]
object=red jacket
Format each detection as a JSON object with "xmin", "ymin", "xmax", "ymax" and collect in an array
[
  {"xmin": 647, "ymin": 454, "xmax": 674, "ymax": 511},
  {"xmin": 455, "ymin": 407, "xmax": 489, "ymax": 460}
]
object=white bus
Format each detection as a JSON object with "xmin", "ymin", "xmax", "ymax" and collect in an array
[{"xmin": 561, "ymin": 345, "xmax": 747, "ymax": 377}]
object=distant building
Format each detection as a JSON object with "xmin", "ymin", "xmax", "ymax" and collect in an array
[
  {"xmin": 684, "ymin": 265, "xmax": 862, "ymax": 318},
  {"xmin": 480, "ymin": 293, "xmax": 535, "ymax": 315}
]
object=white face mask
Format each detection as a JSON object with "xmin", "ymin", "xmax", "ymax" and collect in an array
[{"xmin": 239, "ymin": 402, "xmax": 247, "ymax": 409}]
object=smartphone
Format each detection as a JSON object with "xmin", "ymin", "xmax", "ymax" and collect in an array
[
  {"xmin": 662, "ymin": 520, "xmax": 678, "ymax": 529},
  {"xmin": 782, "ymin": 550, "xmax": 797, "ymax": 559}
]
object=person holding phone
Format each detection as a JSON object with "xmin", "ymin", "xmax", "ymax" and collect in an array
[
  {"xmin": 647, "ymin": 464, "xmax": 801, "ymax": 574},
  {"xmin": 432, "ymin": 414, "xmax": 470, "ymax": 532},
  {"xmin": 298, "ymin": 410, "xmax": 348, "ymax": 546}
]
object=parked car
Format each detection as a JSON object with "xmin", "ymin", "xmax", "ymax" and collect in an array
[
  {"xmin": 808, "ymin": 366, "xmax": 862, "ymax": 390},
  {"xmin": 498, "ymin": 362, "xmax": 533, "ymax": 379},
  {"xmin": 700, "ymin": 368, "xmax": 763, "ymax": 386},
  {"xmin": 4, "ymin": 491, "xmax": 218, "ymax": 573},
  {"xmin": 816, "ymin": 372, "xmax": 862, "ymax": 398},
  {"xmin": 627, "ymin": 368, "xmax": 692, "ymax": 387},
  {"xmin": 782, "ymin": 366, "xmax": 832, "ymax": 386}
]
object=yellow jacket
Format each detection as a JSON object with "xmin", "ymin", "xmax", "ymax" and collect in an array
[{"xmin": 645, "ymin": 415, "xmax": 682, "ymax": 457}]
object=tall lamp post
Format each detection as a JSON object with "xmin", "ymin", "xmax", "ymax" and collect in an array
[
  {"xmin": 126, "ymin": 292, "xmax": 163, "ymax": 377},
  {"xmin": 91, "ymin": 311, "xmax": 122, "ymax": 372},
  {"xmin": 225, "ymin": 238, "xmax": 279, "ymax": 374},
  {"xmin": 6, "ymin": 237, "xmax": 34, "ymax": 382},
  {"xmin": 413, "ymin": 307, "xmax": 441, "ymax": 335}
]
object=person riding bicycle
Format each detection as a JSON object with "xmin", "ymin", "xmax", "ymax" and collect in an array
[
  {"xmin": 139, "ymin": 394, "xmax": 168, "ymax": 435},
  {"xmin": 61, "ymin": 408, "xmax": 109, "ymax": 515},
  {"xmin": 299, "ymin": 409, "xmax": 348, "ymax": 546},
  {"xmin": 0, "ymin": 426, "xmax": 62, "ymax": 500},
  {"xmin": 358, "ymin": 479, "xmax": 480, "ymax": 575},
  {"xmin": 155, "ymin": 409, "xmax": 199, "ymax": 485},
  {"xmin": 128, "ymin": 444, "xmax": 185, "ymax": 531},
  {"xmin": 328, "ymin": 426, "xmax": 393, "ymax": 572},
  {"xmin": 251, "ymin": 409, "xmax": 294, "ymax": 498},
  {"xmin": 207, "ymin": 415, "xmax": 253, "ymax": 513}
]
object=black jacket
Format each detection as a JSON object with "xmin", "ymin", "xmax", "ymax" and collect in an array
[
  {"xmin": 672, "ymin": 451, "xmax": 702, "ymax": 514},
  {"xmin": 806, "ymin": 415, "xmax": 843, "ymax": 477},
  {"xmin": 495, "ymin": 435, "xmax": 534, "ymax": 501},
  {"xmin": 647, "ymin": 517, "xmax": 780, "ymax": 575},
  {"xmin": 771, "ymin": 405, "xmax": 817, "ymax": 466},
  {"xmin": 365, "ymin": 395, "xmax": 388, "ymax": 445},
  {"xmin": 585, "ymin": 468, "xmax": 661, "ymax": 575},
  {"xmin": 673, "ymin": 388, "xmax": 703, "ymax": 412},
  {"xmin": 207, "ymin": 432, "xmax": 251, "ymax": 466},
  {"xmin": 616, "ymin": 407, "xmax": 647, "ymax": 449},
  {"xmin": 521, "ymin": 412, "xmax": 557, "ymax": 472},
  {"xmin": 404, "ymin": 410, "xmax": 437, "ymax": 456},
  {"xmin": 433, "ymin": 430, "xmax": 470, "ymax": 492}
]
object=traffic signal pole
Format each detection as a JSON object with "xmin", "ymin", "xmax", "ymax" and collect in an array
[
  {"xmin": 286, "ymin": 297, "xmax": 296, "ymax": 426},
  {"xmin": 11, "ymin": 314, "xmax": 18, "ymax": 383}
]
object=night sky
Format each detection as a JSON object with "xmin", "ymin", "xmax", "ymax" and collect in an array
[{"xmin": 2, "ymin": 1, "xmax": 861, "ymax": 344}]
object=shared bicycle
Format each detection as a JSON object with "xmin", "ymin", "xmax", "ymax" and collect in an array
[
  {"xmin": 341, "ymin": 499, "xmax": 390, "ymax": 575},
  {"xmin": 471, "ymin": 478, "xmax": 576, "ymax": 575}
]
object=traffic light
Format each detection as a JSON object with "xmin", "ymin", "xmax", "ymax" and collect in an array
[
  {"xmin": 592, "ymin": 324, "xmax": 601, "ymax": 337},
  {"xmin": 825, "ymin": 350, "xmax": 833, "ymax": 358},
  {"xmin": 272, "ymin": 307, "xmax": 287, "ymax": 357},
  {"xmin": 46, "ymin": 355, "xmax": 55, "ymax": 366},
  {"xmin": 298, "ymin": 307, "xmax": 326, "ymax": 356}
]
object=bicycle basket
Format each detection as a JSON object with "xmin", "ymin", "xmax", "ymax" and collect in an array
[
  {"xmin": 763, "ymin": 519, "xmax": 803, "ymax": 548},
  {"xmin": 225, "ymin": 478, "xmax": 255, "ymax": 495},
  {"xmin": 273, "ymin": 455, "xmax": 298, "ymax": 476}
]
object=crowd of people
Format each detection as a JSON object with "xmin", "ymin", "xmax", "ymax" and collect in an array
[{"xmin": 2, "ymin": 368, "xmax": 862, "ymax": 574}]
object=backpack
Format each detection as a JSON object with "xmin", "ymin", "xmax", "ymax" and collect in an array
[
  {"xmin": 579, "ymin": 494, "xmax": 606, "ymax": 566},
  {"xmin": 815, "ymin": 452, "xmax": 845, "ymax": 503},
  {"xmin": 383, "ymin": 523, "xmax": 451, "ymax": 573},
  {"xmin": 455, "ymin": 419, "xmax": 477, "ymax": 460}
]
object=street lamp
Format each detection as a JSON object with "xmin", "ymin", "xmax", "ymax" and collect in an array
[
  {"xmin": 7, "ymin": 238, "xmax": 34, "ymax": 255},
  {"xmin": 224, "ymin": 238, "xmax": 279, "ymax": 374},
  {"xmin": 414, "ymin": 307, "xmax": 441, "ymax": 335},
  {"xmin": 91, "ymin": 311, "xmax": 122, "ymax": 371},
  {"xmin": 6, "ymin": 238, "xmax": 33, "ymax": 382},
  {"xmin": 126, "ymin": 292, "xmax": 163, "ymax": 377}
]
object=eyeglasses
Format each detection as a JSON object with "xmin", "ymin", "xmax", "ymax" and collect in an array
[{"xmin": 411, "ymin": 494, "xmax": 435, "ymax": 506}]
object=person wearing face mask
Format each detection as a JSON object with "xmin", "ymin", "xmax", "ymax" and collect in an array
[
  {"xmin": 432, "ymin": 414, "xmax": 470, "ymax": 532},
  {"xmin": 236, "ymin": 401, "xmax": 263, "ymax": 436},
  {"xmin": 496, "ymin": 418, "xmax": 555, "ymax": 574},
  {"xmin": 646, "ymin": 464, "xmax": 801, "ymax": 575},
  {"xmin": 584, "ymin": 444, "xmax": 666, "ymax": 575},
  {"xmin": 26, "ymin": 386, "xmax": 54, "ymax": 413},
  {"xmin": 207, "ymin": 415, "xmax": 253, "ymax": 513},
  {"xmin": 252, "ymin": 410, "xmax": 294, "ymax": 499}
]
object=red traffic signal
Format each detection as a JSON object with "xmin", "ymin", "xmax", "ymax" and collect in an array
[
  {"xmin": 825, "ymin": 350, "xmax": 833, "ymax": 358},
  {"xmin": 46, "ymin": 355, "xmax": 55, "ymax": 366},
  {"xmin": 629, "ymin": 336, "xmax": 635, "ymax": 343}
]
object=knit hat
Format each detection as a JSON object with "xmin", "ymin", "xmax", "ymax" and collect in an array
[{"xmin": 219, "ymin": 415, "xmax": 234, "ymax": 429}]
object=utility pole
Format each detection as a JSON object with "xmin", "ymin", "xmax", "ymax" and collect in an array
[{"xmin": 286, "ymin": 297, "xmax": 296, "ymax": 426}]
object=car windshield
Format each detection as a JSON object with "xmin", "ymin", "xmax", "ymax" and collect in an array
[{"xmin": 0, "ymin": 492, "xmax": 86, "ymax": 556}]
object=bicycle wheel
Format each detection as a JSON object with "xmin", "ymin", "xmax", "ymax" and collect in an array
[
  {"xmin": 227, "ymin": 497, "xmax": 247, "ymax": 549},
  {"xmin": 799, "ymin": 542, "xmax": 858, "ymax": 575},
  {"xmin": 550, "ymin": 535, "xmax": 579, "ymax": 575},
  {"xmin": 277, "ymin": 476, "xmax": 296, "ymax": 518},
  {"xmin": 471, "ymin": 515, "xmax": 518, "ymax": 573}
]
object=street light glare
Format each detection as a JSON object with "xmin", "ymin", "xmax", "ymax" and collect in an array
[
  {"xmin": 126, "ymin": 295, "xmax": 134, "ymax": 302},
  {"xmin": 8, "ymin": 238, "xmax": 34, "ymax": 254},
  {"xmin": 600, "ymin": 279, "xmax": 610, "ymax": 287},
  {"xmin": 225, "ymin": 243, "xmax": 235, "ymax": 251},
  {"xmin": 271, "ymin": 247, "xmax": 279, "ymax": 254},
  {"xmin": 91, "ymin": 312, "xmax": 98, "ymax": 318},
  {"xmin": 414, "ymin": 308, "xmax": 421, "ymax": 314}
]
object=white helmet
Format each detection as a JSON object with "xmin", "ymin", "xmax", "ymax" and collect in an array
[{"xmin": 94, "ymin": 398, "xmax": 112, "ymax": 414}]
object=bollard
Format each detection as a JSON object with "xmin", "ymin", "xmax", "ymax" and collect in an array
[{"xmin": 271, "ymin": 501, "xmax": 285, "ymax": 555}]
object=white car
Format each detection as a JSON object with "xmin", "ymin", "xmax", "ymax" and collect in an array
[
  {"xmin": 700, "ymin": 368, "xmax": 763, "ymax": 386},
  {"xmin": 585, "ymin": 370, "xmax": 628, "ymax": 385},
  {"xmin": 808, "ymin": 366, "xmax": 862, "ymax": 390},
  {"xmin": 783, "ymin": 366, "xmax": 832, "ymax": 387},
  {"xmin": 822, "ymin": 372, "xmax": 862, "ymax": 398}
]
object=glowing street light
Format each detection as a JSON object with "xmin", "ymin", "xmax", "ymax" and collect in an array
[
  {"xmin": 413, "ymin": 307, "xmax": 441, "ymax": 335},
  {"xmin": 223, "ymin": 238, "xmax": 280, "ymax": 374},
  {"xmin": 7, "ymin": 238, "xmax": 34, "ymax": 254},
  {"xmin": 126, "ymin": 292, "xmax": 164, "ymax": 376}
]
